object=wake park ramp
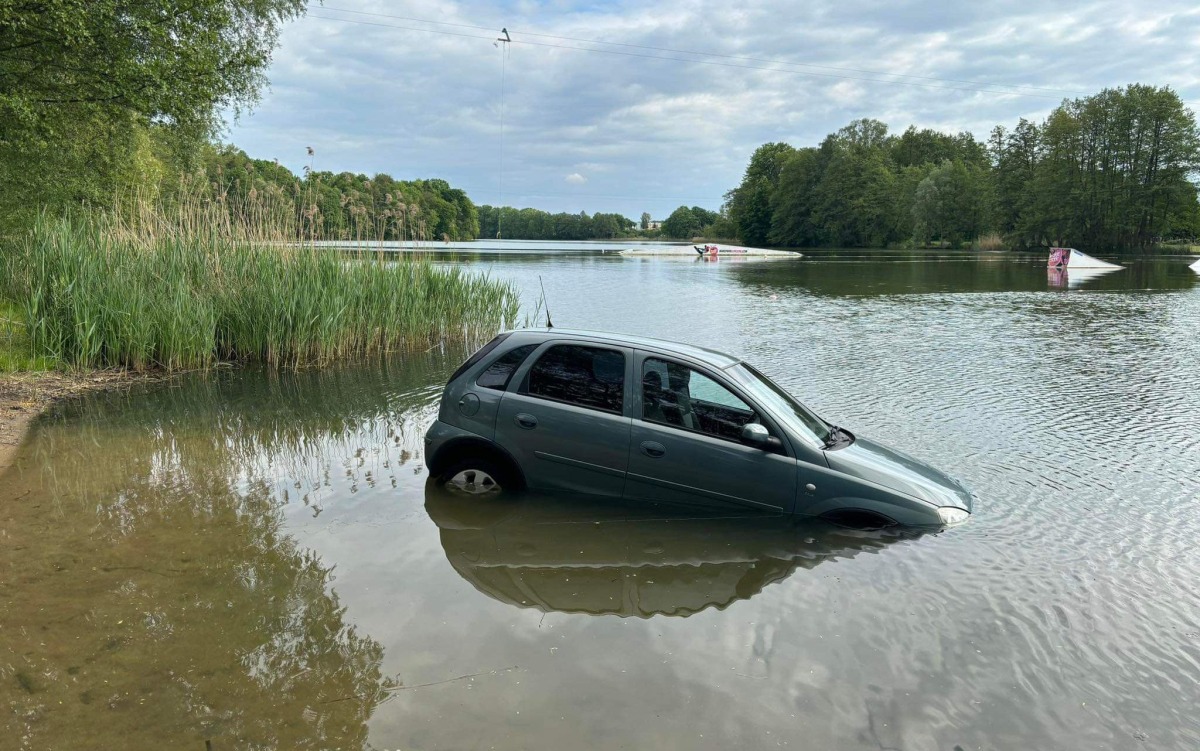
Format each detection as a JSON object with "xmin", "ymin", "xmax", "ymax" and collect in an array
[
  {"xmin": 1047, "ymin": 247, "xmax": 1123, "ymax": 270},
  {"xmin": 1190, "ymin": 258, "xmax": 1200, "ymax": 273},
  {"xmin": 620, "ymin": 243, "xmax": 801, "ymax": 257}
]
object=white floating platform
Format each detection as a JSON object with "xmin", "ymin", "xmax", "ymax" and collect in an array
[
  {"xmin": 620, "ymin": 243, "xmax": 800, "ymax": 257},
  {"xmin": 1048, "ymin": 247, "xmax": 1123, "ymax": 270},
  {"xmin": 1190, "ymin": 258, "xmax": 1200, "ymax": 273}
]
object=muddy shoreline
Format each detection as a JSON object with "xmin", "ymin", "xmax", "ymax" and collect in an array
[{"xmin": 0, "ymin": 371, "xmax": 161, "ymax": 475}]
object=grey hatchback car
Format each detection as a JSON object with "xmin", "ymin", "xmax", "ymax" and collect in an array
[{"xmin": 424, "ymin": 329, "xmax": 973, "ymax": 527}]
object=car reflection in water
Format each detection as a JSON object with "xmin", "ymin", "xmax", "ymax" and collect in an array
[{"xmin": 425, "ymin": 481, "xmax": 928, "ymax": 618}]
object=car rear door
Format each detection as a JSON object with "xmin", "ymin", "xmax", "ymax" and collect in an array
[
  {"xmin": 624, "ymin": 352, "xmax": 798, "ymax": 512},
  {"xmin": 494, "ymin": 341, "xmax": 634, "ymax": 497}
]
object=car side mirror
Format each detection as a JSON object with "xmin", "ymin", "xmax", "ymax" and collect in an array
[{"xmin": 740, "ymin": 423, "xmax": 777, "ymax": 449}]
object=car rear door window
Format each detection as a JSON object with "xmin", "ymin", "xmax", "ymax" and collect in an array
[
  {"xmin": 642, "ymin": 358, "xmax": 759, "ymax": 441},
  {"xmin": 476, "ymin": 344, "xmax": 538, "ymax": 390},
  {"xmin": 525, "ymin": 345, "xmax": 625, "ymax": 414}
]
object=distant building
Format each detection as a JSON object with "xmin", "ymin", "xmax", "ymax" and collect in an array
[{"xmin": 647, "ymin": 219, "xmax": 663, "ymax": 230}]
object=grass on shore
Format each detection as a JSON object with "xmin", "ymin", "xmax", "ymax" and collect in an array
[
  {"xmin": 1152, "ymin": 241, "xmax": 1200, "ymax": 254},
  {"xmin": 0, "ymin": 300, "xmax": 54, "ymax": 372},
  {"xmin": 3, "ymin": 204, "xmax": 521, "ymax": 371}
]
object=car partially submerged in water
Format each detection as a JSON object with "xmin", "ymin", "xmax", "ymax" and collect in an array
[{"xmin": 424, "ymin": 329, "xmax": 973, "ymax": 527}]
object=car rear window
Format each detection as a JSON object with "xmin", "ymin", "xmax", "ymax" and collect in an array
[
  {"xmin": 524, "ymin": 344, "xmax": 625, "ymax": 414},
  {"xmin": 476, "ymin": 344, "xmax": 538, "ymax": 390},
  {"xmin": 446, "ymin": 333, "xmax": 511, "ymax": 384}
]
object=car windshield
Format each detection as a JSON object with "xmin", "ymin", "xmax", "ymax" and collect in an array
[{"xmin": 727, "ymin": 363, "xmax": 831, "ymax": 445}]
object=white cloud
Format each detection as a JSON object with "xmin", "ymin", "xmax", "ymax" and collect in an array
[
  {"xmin": 827, "ymin": 81, "xmax": 865, "ymax": 106},
  {"xmin": 227, "ymin": 0, "xmax": 1200, "ymax": 218}
]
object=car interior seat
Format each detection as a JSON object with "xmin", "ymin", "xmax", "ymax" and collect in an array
[{"xmin": 642, "ymin": 370, "xmax": 670, "ymax": 424}]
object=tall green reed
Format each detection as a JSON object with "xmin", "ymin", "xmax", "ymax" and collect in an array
[{"xmin": 6, "ymin": 198, "xmax": 520, "ymax": 371}]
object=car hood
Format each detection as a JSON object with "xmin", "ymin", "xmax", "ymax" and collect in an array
[{"xmin": 824, "ymin": 436, "xmax": 973, "ymax": 511}]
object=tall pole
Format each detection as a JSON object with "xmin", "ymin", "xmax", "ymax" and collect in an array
[{"xmin": 497, "ymin": 29, "xmax": 510, "ymax": 240}]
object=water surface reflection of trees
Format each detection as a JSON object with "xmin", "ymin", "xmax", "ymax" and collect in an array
[
  {"xmin": 726, "ymin": 254, "xmax": 1198, "ymax": 297},
  {"xmin": 2, "ymin": 355, "xmax": 464, "ymax": 749}
]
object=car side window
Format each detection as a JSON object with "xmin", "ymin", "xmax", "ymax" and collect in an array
[
  {"xmin": 476, "ymin": 344, "xmax": 538, "ymax": 390},
  {"xmin": 524, "ymin": 345, "xmax": 625, "ymax": 414},
  {"xmin": 642, "ymin": 358, "xmax": 759, "ymax": 441}
]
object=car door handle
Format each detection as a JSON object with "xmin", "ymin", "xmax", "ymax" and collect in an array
[
  {"xmin": 515, "ymin": 413, "xmax": 538, "ymax": 429},
  {"xmin": 640, "ymin": 441, "xmax": 666, "ymax": 458}
]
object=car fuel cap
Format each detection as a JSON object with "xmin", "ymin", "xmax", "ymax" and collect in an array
[{"xmin": 458, "ymin": 393, "xmax": 480, "ymax": 416}]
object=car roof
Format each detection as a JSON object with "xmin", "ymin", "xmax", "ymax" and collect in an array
[{"xmin": 504, "ymin": 328, "xmax": 744, "ymax": 369}]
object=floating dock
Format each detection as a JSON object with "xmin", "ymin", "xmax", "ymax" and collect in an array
[{"xmin": 620, "ymin": 243, "xmax": 800, "ymax": 257}]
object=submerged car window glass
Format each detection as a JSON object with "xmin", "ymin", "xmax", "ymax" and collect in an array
[
  {"xmin": 642, "ymin": 358, "xmax": 757, "ymax": 441},
  {"xmin": 728, "ymin": 363, "xmax": 831, "ymax": 444},
  {"xmin": 476, "ymin": 344, "xmax": 538, "ymax": 390},
  {"xmin": 447, "ymin": 333, "xmax": 511, "ymax": 384},
  {"xmin": 526, "ymin": 345, "xmax": 625, "ymax": 413}
]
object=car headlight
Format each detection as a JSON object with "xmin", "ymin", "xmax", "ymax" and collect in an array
[{"xmin": 936, "ymin": 506, "xmax": 970, "ymax": 526}]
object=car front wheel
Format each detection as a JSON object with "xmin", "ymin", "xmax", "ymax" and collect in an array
[{"xmin": 440, "ymin": 455, "xmax": 519, "ymax": 496}]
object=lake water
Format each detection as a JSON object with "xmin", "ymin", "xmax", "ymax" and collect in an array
[
  {"xmin": 312, "ymin": 238, "xmax": 693, "ymax": 253},
  {"xmin": 3, "ymin": 250, "xmax": 1199, "ymax": 750}
]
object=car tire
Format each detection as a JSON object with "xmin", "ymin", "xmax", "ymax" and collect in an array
[{"xmin": 439, "ymin": 454, "xmax": 519, "ymax": 496}]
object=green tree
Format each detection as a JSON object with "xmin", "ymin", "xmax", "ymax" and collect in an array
[
  {"xmin": 477, "ymin": 205, "xmax": 634, "ymax": 240},
  {"xmin": 593, "ymin": 212, "xmax": 634, "ymax": 238},
  {"xmin": 804, "ymin": 122, "xmax": 902, "ymax": 247},
  {"xmin": 0, "ymin": 0, "xmax": 306, "ymax": 229},
  {"xmin": 991, "ymin": 119, "xmax": 1043, "ymax": 245},
  {"xmin": 730, "ymin": 85, "xmax": 1199, "ymax": 252},
  {"xmin": 689, "ymin": 206, "xmax": 720, "ymax": 227},
  {"xmin": 1008, "ymin": 85, "xmax": 1200, "ymax": 249},
  {"xmin": 640, "ymin": 211, "xmax": 651, "ymax": 230},
  {"xmin": 892, "ymin": 126, "xmax": 987, "ymax": 169},
  {"xmin": 832, "ymin": 118, "xmax": 890, "ymax": 151},
  {"xmin": 911, "ymin": 160, "xmax": 990, "ymax": 245},
  {"xmin": 768, "ymin": 147, "xmax": 827, "ymax": 246},
  {"xmin": 809, "ymin": 145, "xmax": 899, "ymax": 247},
  {"xmin": 890, "ymin": 162, "xmax": 937, "ymax": 242},
  {"xmin": 1, "ymin": 0, "xmax": 305, "ymax": 137},
  {"xmin": 660, "ymin": 205, "xmax": 701, "ymax": 239},
  {"xmin": 701, "ymin": 213, "xmax": 738, "ymax": 240},
  {"xmin": 727, "ymin": 142, "xmax": 796, "ymax": 245}
]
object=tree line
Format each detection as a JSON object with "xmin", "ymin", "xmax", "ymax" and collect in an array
[
  {"xmin": 5, "ymin": 5, "xmax": 1197, "ymax": 251},
  {"xmin": 473, "ymin": 205, "xmax": 733, "ymax": 241},
  {"xmin": 0, "ymin": 0, "xmax": 307, "ymax": 234},
  {"xmin": 725, "ymin": 85, "xmax": 1200, "ymax": 250},
  {"xmin": 206, "ymin": 145, "xmax": 480, "ymax": 241},
  {"xmin": 657, "ymin": 205, "xmax": 737, "ymax": 241},
  {"xmin": 0, "ymin": 0, "xmax": 626, "ymax": 243},
  {"xmin": 477, "ymin": 206, "xmax": 635, "ymax": 241}
]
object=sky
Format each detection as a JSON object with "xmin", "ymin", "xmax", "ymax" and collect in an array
[{"xmin": 225, "ymin": 0, "xmax": 1200, "ymax": 219}]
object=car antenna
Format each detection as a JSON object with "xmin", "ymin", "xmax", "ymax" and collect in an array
[{"xmin": 538, "ymin": 275, "xmax": 554, "ymax": 329}]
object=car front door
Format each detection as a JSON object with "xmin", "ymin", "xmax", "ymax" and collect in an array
[
  {"xmin": 494, "ymin": 342, "xmax": 633, "ymax": 497},
  {"xmin": 624, "ymin": 353, "xmax": 798, "ymax": 512}
]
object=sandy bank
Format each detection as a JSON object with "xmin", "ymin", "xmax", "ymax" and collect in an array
[{"xmin": 0, "ymin": 371, "xmax": 160, "ymax": 476}]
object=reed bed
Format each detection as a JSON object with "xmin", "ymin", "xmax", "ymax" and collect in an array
[
  {"xmin": 973, "ymin": 232, "xmax": 1007, "ymax": 252},
  {"xmin": 3, "ymin": 203, "xmax": 520, "ymax": 371}
]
